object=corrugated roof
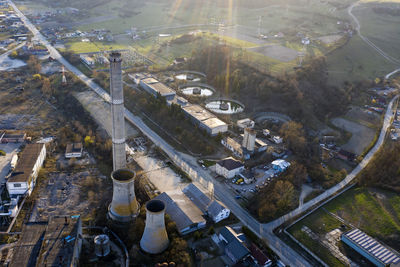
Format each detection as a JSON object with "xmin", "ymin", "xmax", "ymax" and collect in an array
[
  {"xmin": 9, "ymin": 222, "xmax": 47, "ymax": 267},
  {"xmin": 344, "ymin": 229, "xmax": 400, "ymax": 266},
  {"xmin": 8, "ymin": 144, "xmax": 45, "ymax": 183},
  {"xmin": 207, "ymin": 200, "xmax": 226, "ymax": 218},
  {"xmin": 155, "ymin": 191, "xmax": 205, "ymax": 234},
  {"xmin": 182, "ymin": 184, "xmax": 211, "ymax": 213}
]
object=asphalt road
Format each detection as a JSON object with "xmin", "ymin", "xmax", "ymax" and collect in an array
[{"xmin": 9, "ymin": 0, "xmax": 399, "ymax": 265}]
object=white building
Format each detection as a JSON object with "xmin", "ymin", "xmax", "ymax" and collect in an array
[
  {"xmin": 7, "ymin": 144, "xmax": 46, "ymax": 196},
  {"xmin": 182, "ymin": 104, "xmax": 228, "ymax": 136},
  {"xmin": 140, "ymin": 77, "xmax": 176, "ymax": 101},
  {"xmin": 216, "ymin": 158, "xmax": 245, "ymax": 179},
  {"xmin": 221, "ymin": 137, "xmax": 243, "ymax": 159},
  {"xmin": 237, "ymin": 118, "xmax": 255, "ymax": 129},
  {"xmin": 182, "ymin": 184, "xmax": 230, "ymax": 223},
  {"xmin": 263, "ymin": 129, "xmax": 270, "ymax": 137},
  {"xmin": 272, "ymin": 159, "xmax": 291, "ymax": 173},
  {"xmin": 273, "ymin": 136, "xmax": 283, "ymax": 144},
  {"xmin": 65, "ymin": 143, "xmax": 83, "ymax": 158},
  {"xmin": 79, "ymin": 54, "xmax": 95, "ymax": 67}
]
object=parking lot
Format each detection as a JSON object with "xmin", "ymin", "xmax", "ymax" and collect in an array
[{"xmin": 0, "ymin": 143, "xmax": 22, "ymax": 185}]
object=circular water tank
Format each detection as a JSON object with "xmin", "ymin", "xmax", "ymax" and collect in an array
[{"xmin": 94, "ymin": 234, "xmax": 110, "ymax": 257}]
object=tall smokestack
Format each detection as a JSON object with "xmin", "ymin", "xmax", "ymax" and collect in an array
[
  {"xmin": 108, "ymin": 169, "xmax": 139, "ymax": 222},
  {"xmin": 140, "ymin": 199, "xmax": 169, "ymax": 254},
  {"xmin": 109, "ymin": 52, "xmax": 126, "ymax": 171}
]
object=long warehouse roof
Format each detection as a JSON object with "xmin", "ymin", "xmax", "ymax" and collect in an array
[{"xmin": 343, "ymin": 229, "xmax": 400, "ymax": 266}]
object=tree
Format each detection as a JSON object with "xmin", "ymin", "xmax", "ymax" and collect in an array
[
  {"xmin": 41, "ymin": 77, "xmax": 52, "ymax": 96},
  {"xmin": 282, "ymin": 161, "xmax": 307, "ymax": 188},
  {"xmin": 274, "ymin": 180, "xmax": 295, "ymax": 210},
  {"xmin": 280, "ymin": 121, "xmax": 307, "ymax": 155},
  {"xmin": 27, "ymin": 55, "xmax": 41, "ymax": 73}
]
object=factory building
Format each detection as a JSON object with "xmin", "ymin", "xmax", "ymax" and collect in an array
[
  {"xmin": 10, "ymin": 215, "xmax": 82, "ymax": 267},
  {"xmin": 129, "ymin": 73, "xmax": 152, "ymax": 85},
  {"xmin": 6, "ymin": 143, "xmax": 46, "ymax": 196},
  {"xmin": 0, "ymin": 130, "xmax": 26, "ymax": 143},
  {"xmin": 342, "ymin": 229, "xmax": 400, "ymax": 267},
  {"xmin": 182, "ymin": 104, "xmax": 228, "ymax": 136},
  {"xmin": 140, "ymin": 77, "xmax": 176, "ymax": 101},
  {"xmin": 182, "ymin": 184, "xmax": 230, "ymax": 223},
  {"xmin": 216, "ymin": 157, "xmax": 245, "ymax": 179},
  {"xmin": 155, "ymin": 191, "xmax": 206, "ymax": 235}
]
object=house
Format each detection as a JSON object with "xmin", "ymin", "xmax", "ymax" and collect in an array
[
  {"xmin": 271, "ymin": 159, "xmax": 290, "ymax": 173},
  {"xmin": 79, "ymin": 54, "xmax": 95, "ymax": 67},
  {"xmin": 239, "ymin": 170, "xmax": 255, "ymax": 184},
  {"xmin": 272, "ymin": 148, "xmax": 286, "ymax": 158},
  {"xmin": 0, "ymin": 131, "xmax": 26, "ymax": 143},
  {"xmin": 250, "ymin": 243, "xmax": 272, "ymax": 267},
  {"xmin": 263, "ymin": 129, "xmax": 270, "ymax": 137},
  {"xmin": 237, "ymin": 118, "xmax": 255, "ymax": 129},
  {"xmin": 273, "ymin": 136, "xmax": 283, "ymax": 144},
  {"xmin": 155, "ymin": 192, "xmax": 206, "ymax": 235},
  {"xmin": 337, "ymin": 149, "xmax": 356, "ymax": 162},
  {"xmin": 221, "ymin": 137, "xmax": 244, "ymax": 159},
  {"xmin": 216, "ymin": 158, "xmax": 245, "ymax": 179},
  {"xmin": 182, "ymin": 184, "xmax": 230, "ymax": 223},
  {"xmin": 65, "ymin": 143, "xmax": 83, "ymax": 158},
  {"xmin": 7, "ymin": 144, "xmax": 46, "ymax": 196},
  {"xmin": 342, "ymin": 229, "xmax": 400, "ymax": 267},
  {"xmin": 173, "ymin": 57, "xmax": 186, "ymax": 65},
  {"xmin": 213, "ymin": 227, "xmax": 250, "ymax": 265}
]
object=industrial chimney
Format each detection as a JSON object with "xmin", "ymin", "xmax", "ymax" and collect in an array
[
  {"xmin": 140, "ymin": 199, "xmax": 169, "ymax": 254},
  {"xmin": 109, "ymin": 52, "xmax": 126, "ymax": 171},
  {"xmin": 242, "ymin": 128, "xmax": 256, "ymax": 152},
  {"xmin": 108, "ymin": 169, "xmax": 139, "ymax": 222}
]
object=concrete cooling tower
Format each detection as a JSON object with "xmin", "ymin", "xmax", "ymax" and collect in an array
[
  {"xmin": 108, "ymin": 169, "xmax": 139, "ymax": 222},
  {"xmin": 140, "ymin": 199, "xmax": 169, "ymax": 254}
]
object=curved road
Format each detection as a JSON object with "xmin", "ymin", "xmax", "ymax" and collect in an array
[
  {"xmin": 9, "ymin": 0, "xmax": 399, "ymax": 266},
  {"xmin": 348, "ymin": 1, "xmax": 400, "ymax": 66}
]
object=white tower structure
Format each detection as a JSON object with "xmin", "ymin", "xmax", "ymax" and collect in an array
[
  {"xmin": 109, "ymin": 52, "xmax": 126, "ymax": 171},
  {"xmin": 108, "ymin": 169, "xmax": 139, "ymax": 222},
  {"xmin": 140, "ymin": 199, "xmax": 169, "ymax": 254},
  {"xmin": 242, "ymin": 128, "xmax": 256, "ymax": 152}
]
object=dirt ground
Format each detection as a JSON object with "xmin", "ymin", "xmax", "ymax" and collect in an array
[
  {"xmin": 249, "ymin": 44, "xmax": 298, "ymax": 62},
  {"xmin": 331, "ymin": 117, "xmax": 376, "ymax": 155},
  {"xmin": 29, "ymin": 153, "xmax": 109, "ymax": 222},
  {"xmin": 74, "ymin": 90, "xmax": 138, "ymax": 138}
]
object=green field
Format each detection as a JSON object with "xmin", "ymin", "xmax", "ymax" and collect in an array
[{"xmin": 288, "ymin": 187, "xmax": 400, "ymax": 265}]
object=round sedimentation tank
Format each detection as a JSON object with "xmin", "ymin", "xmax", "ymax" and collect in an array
[
  {"xmin": 94, "ymin": 234, "xmax": 110, "ymax": 257},
  {"xmin": 206, "ymin": 99, "xmax": 244, "ymax": 114},
  {"xmin": 140, "ymin": 199, "xmax": 169, "ymax": 254},
  {"xmin": 108, "ymin": 169, "xmax": 139, "ymax": 222}
]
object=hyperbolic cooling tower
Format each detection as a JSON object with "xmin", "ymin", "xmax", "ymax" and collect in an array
[
  {"xmin": 109, "ymin": 52, "xmax": 126, "ymax": 171},
  {"xmin": 242, "ymin": 127, "xmax": 256, "ymax": 152},
  {"xmin": 140, "ymin": 199, "xmax": 169, "ymax": 254},
  {"xmin": 108, "ymin": 169, "xmax": 139, "ymax": 222}
]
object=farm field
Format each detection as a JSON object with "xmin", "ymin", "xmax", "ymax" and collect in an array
[{"xmin": 288, "ymin": 187, "xmax": 400, "ymax": 266}]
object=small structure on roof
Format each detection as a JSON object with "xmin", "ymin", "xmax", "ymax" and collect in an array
[
  {"xmin": 65, "ymin": 142, "xmax": 83, "ymax": 158},
  {"xmin": 271, "ymin": 159, "xmax": 290, "ymax": 173},
  {"xmin": 216, "ymin": 157, "xmax": 245, "ymax": 179}
]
